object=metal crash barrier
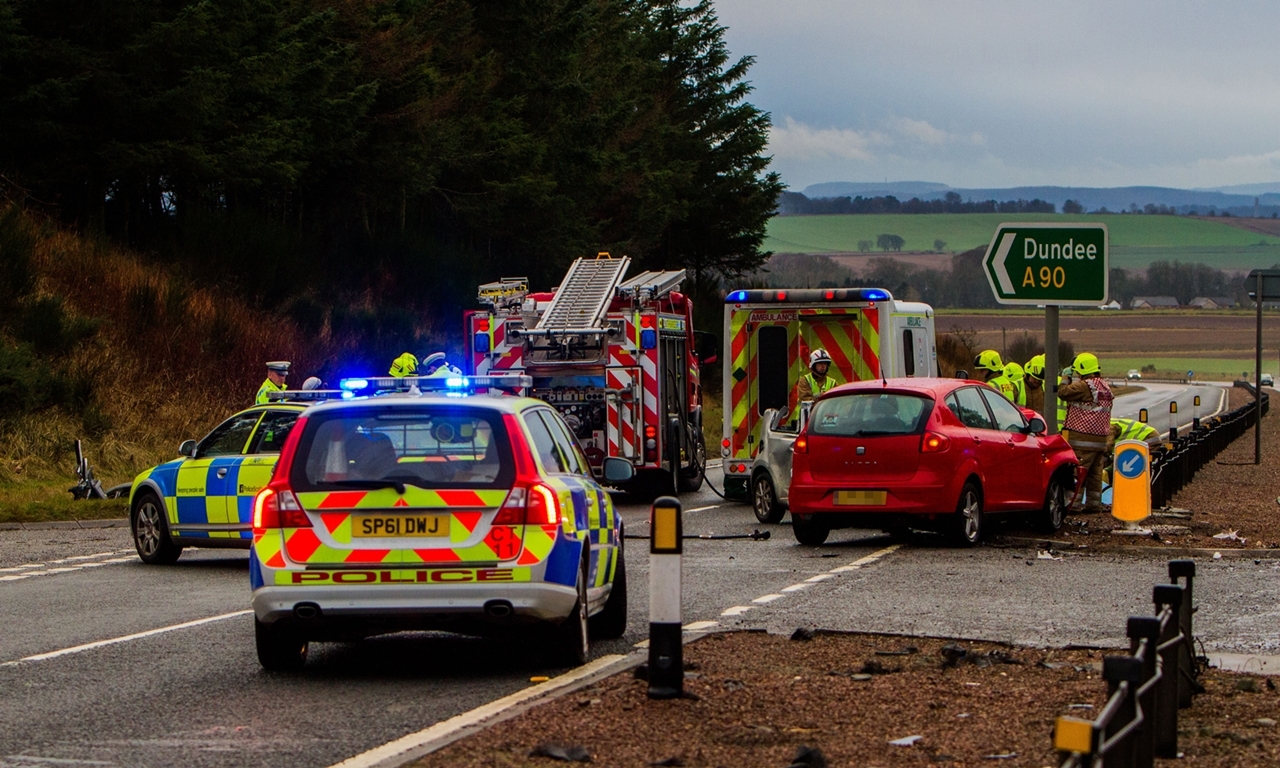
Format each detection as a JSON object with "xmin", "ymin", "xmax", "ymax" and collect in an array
[
  {"xmin": 1148, "ymin": 386, "xmax": 1268, "ymax": 509},
  {"xmin": 1054, "ymin": 560, "xmax": 1202, "ymax": 768}
]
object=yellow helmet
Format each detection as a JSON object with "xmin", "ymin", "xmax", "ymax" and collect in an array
[
  {"xmin": 389, "ymin": 352, "xmax": 418, "ymax": 377},
  {"xmin": 1003, "ymin": 362, "xmax": 1024, "ymax": 382},
  {"xmin": 973, "ymin": 349, "xmax": 1003, "ymax": 373},
  {"xmin": 1073, "ymin": 352, "xmax": 1101, "ymax": 376},
  {"xmin": 1024, "ymin": 354, "xmax": 1046, "ymax": 380}
]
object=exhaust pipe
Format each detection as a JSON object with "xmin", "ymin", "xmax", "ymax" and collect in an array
[
  {"xmin": 484, "ymin": 600, "xmax": 513, "ymax": 618},
  {"xmin": 293, "ymin": 603, "xmax": 321, "ymax": 620}
]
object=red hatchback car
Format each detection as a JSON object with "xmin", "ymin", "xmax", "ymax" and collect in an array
[{"xmin": 788, "ymin": 378, "xmax": 1078, "ymax": 546}]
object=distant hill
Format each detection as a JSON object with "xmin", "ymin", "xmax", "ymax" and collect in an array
[{"xmin": 800, "ymin": 181, "xmax": 1280, "ymax": 216}]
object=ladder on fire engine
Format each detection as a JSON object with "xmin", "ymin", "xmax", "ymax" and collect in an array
[
  {"xmin": 477, "ymin": 276, "xmax": 529, "ymax": 310},
  {"xmin": 533, "ymin": 253, "xmax": 631, "ymax": 334},
  {"xmin": 617, "ymin": 269, "xmax": 686, "ymax": 302}
]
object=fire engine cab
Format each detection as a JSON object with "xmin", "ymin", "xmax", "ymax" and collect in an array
[
  {"xmin": 720, "ymin": 287, "xmax": 937, "ymax": 501},
  {"xmin": 465, "ymin": 253, "xmax": 705, "ymax": 495}
]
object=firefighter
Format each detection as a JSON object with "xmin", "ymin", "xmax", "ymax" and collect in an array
[
  {"xmin": 798, "ymin": 349, "xmax": 839, "ymax": 402},
  {"xmin": 389, "ymin": 352, "xmax": 418, "ymax": 378},
  {"xmin": 1111, "ymin": 417, "xmax": 1160, "ymax": 448},
  {"xmin": 1003, "ymin": 361, "xmax": 1027, "ymax": 406},
  {"xmin": 975, "ymin": 350, "xmax": 1014, "ymax": 400},
  {"xmin": 1023, "ymin": 354, "xmax": 1046, "ymax": 412},
  {"xmin": 255, "ymin": 361, "xmax": 290, "ymax": 404},
  {"xmin": 1060, "ymin": 352, "xmax": 1114, "ymax": 513}
]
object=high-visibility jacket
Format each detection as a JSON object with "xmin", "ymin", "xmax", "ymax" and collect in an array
[
  {"xmin": 1112, "ymin": 418, "xmax": 1158, "ymax": 444},
  {"xmin": 1055, "ymin": 376, "xmax": 1067, "ymax": 430},
  {"xmin": 1010, "ymin": 378, "xmax": 1026, "ymax": 406},
  {"xmin": 255, "ymin": 378, "xmax": 285, "ymax": 405},
  {"xmin": 798, "ymin": 372, "xmax": 837, "ymax": 401},
  {"xmin": 987, "ymin": 375, "xmax": 1015, "ymax": 402}
]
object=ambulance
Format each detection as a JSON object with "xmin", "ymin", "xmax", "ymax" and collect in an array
[{"xmin": 720, "ymin": 288, "xmax": 937, "ymax": 501}]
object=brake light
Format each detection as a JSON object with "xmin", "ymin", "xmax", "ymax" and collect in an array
[
  {"xmin": 253, "ymin": 485, "xmax": 311, "ymax": 529},
  {"xmin": 793, "ymin": 433, "xmax": 808, "ymax": 454},
  {"xmin": 494, "ymin": 483, "xmax": 561, "ymax": 525},
  {"xmin": 721, "ymin": 438, "xmax": 730, "ymax": 449},
  {"xmin": 921, "ymin": 432, "xmax": 951, "ymax": 453}
]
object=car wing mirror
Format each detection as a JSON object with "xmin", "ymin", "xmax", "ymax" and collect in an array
[
  {"xmin": 1026, "ymin": 417, "xmax": 1047, "ymax": 435},
  {"xmin": 178, "ymin": 439, "xmax": 197, "ymax": 458},
  {"xmin": 602, "ymin": 456, "xmax": 635, "ymax": 483}
]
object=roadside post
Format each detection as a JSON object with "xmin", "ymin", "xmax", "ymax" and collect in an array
[
  {"xmin": 1169, "ymin": 401, "xmax": 1178, "ymax": 441},
  {"xmin": 1246, "ymin": 269, "xmax": 1280, "ymax": 464},
  {"xmin": 983, "ymin": 223, "xmax": 1109, "ymax": 434},
  {"xmin": 647, "ymin": 496, "xmax": 683, "ymax": 700},
  {"xmin": 1112, "ymin": 439, "xmax": 1151, "ymax": 536},
  {"xmin": 1139, "ymin": 407, "xmax": 1148, "ymax": 424},
  {"xmin": 1193, "ymin": 395, "xmax": 1201, "ymax": 430}
]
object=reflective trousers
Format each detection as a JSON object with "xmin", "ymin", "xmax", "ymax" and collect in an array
[{"xmin": 1070, "ymin": 443, "xmax": 1108, "ymax": 510}]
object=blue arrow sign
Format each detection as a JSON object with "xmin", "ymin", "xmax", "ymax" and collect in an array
[{"xmin": 1116, "ymin": 449, "xmax": 1146, "ymax": 480}]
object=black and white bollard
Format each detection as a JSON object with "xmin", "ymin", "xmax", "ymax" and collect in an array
[
  {"xmin": 648, "ymin": 496, "xmax": 683, "ymax": 699},
  {"xmin": 1169, "ymin": 400, "xmax": 1178, "ymax": 441}
]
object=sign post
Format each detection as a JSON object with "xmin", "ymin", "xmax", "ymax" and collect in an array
[
  {"xmin": 1111, "ymin": 439, "xmax": 1152, "ymax": 535},
  {"xmin": 1246, "ymin": 269, "xmax": 1280, "ymax": 465},
  {"xmin": 984, "ymin": 223, "xmax": 1109, "ymax": 433}
]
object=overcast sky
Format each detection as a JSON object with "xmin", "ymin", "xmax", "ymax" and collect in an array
[{"xmin": 713, "ymin": 0, "xmax": 1280, "ymax": 191}]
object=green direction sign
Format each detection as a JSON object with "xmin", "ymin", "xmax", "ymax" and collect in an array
[{"xmin": 983, "ymin": 223, "xmax": 1109, "ymax": 306}]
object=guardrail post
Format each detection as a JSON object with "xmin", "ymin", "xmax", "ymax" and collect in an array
[
  {"xmin": 648, "ymin": 496, "xmax": 683, "ymax": 700},
  {"xmin": 1126, "ymin": 617, "xmax": 1160, "ymax": 768},
  {"xmin": 1103, "ymin": 656, "xmax": 1143, "ymax": 768},
  {"xmin": 1152, "ymin": 585, "xmax": 1184, "ymax": 758},
  {"xmin": 1168, "ymin": 560, "xmax": 1197, "ymax": 707}
]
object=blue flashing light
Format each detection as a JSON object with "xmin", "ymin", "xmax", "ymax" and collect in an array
[
  {"xmin": 340, "ymin": 378, "xmax": 369, "ymax": 391},
  {"xmin": 864, "ymin": 289, "xmax": 890, "ymax": 301},
  {"xmin": 473, "ymin": 331, "xmax": 490, "ymax": 353},
  {"xmin": 726, "ymin": 290, "xmax": 748, "ymax": 303},
  {"xmin": 341, "ymin": 391, "xmax": 355, "ymax": 400},
  {"xmin": 640, "ymin": 329, "xmax": 657, "ymax": 349},
  {"xmin": 445, "ymin": 376, "xmax": 468, "ymax": 389}
]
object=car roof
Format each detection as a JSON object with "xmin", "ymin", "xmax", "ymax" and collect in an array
[
  {"xmin": 299, "ymin": 393, "xmax": 543, "ymax": 417},
  {"xmin": 820, "ymin": 377, "xmax": 975, "ymax": 399}
]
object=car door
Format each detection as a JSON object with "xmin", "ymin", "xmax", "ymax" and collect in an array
[
  {"xmin": 946, "ymin": 386, "xmax": 1016, "ymax": 510},
  {"xmin": 978, "ymin": 388, "xmax": 1044, "ymax": 507},
  {"xmin": 174, "ymin": 410, "xmax": 262, "ymax": 539},
  {"xmin": 231, "ymin": 410, "xmax": 302, "ymax": 537}
]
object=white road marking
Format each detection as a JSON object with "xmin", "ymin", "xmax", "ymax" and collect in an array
[
  {"xmin": 781, "ymin": 583, "xmax": 809, "ymax": 593},
  {"xmin": 684, "ymin": 505, "xmax": 722, "ymax": 514},
  {"xmin": 751, "ymin": 594, "xmax": 784, "ymax": 604},
  {"xmin": 326, "ymin": 653, "xmax": 630, "ymax": 768},
  {"xmin": 720, "ymin": 606, "xmax": 753, "ymax": 616},
  {"xmin": 0, "ymin": 552, "xmax": 135, "ymax": 583},
  {"xmin": 0, "ymin": 610, "xmax": 251, "ymax": 667},
  {"xmin": 681, "ymin": 620, "xmax": 719, "ymax": 632},
  {"xmin": 847, "ymin": 544, "xmax": 902, "ymax": 568},
  {"xmin": 804, "ymin": 574, "xmax": 834, "ymax": 583}
]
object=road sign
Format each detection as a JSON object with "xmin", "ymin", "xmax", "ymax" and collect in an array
[
  {"xmin": 1112, "ymin": 440, "xmax": 1151, "ymax": 523},
  {"xmin": 983, "ymin": 223, "xmax": 1109, "ymax": 306}
]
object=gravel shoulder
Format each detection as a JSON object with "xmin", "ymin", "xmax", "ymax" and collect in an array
[{"xmin": 409, "ymin": 631, "xmax": 1280, "ymax": 768}]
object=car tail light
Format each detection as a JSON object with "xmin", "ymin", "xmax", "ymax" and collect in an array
[
  {"xmin": 494, "ymin": 483, "xmax": 561, "ymax": 525},
  {"xmin": 253, "ymin": 485, "xmax": 311, "ymax": 529},
  {"xmin": 793, "ymin": 433, "xmax": 808, "ymax": 454},
  {"xmin": 644, "ymin": 425, "xmax": 658, "ymax": 462},
  {"xmin": 921, "ymin": 431, "xmax": 951, "ymax": 453}
]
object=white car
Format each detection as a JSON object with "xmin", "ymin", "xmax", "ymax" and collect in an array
[
  {"xmin": 1126, "ymin": 369, "xmax": 1142, "ymax": 380},
  {"xmin": 1263, "ymin": 373, "xmax": 1274, "ymax": 387}
]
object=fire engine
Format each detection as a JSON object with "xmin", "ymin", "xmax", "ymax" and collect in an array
[
  {"xmin": 720, "ymin": 287, "xmax": 937, "ymax": 501},
  {"xmin": 465, "ymin": 253, "xmax": 705, "ymax": 495}
]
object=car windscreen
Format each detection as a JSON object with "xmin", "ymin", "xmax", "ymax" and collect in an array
[
  {"xmin": 291, "ymin": 406, "xmax": 514, "ymax": 491},
  {"xmin": 808, "ymin": 392, "xmax": 932, "ymax": 437}
]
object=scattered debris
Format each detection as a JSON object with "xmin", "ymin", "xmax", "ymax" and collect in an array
[
  {"xmin": 786, "ymin": 746, "xmax": 828, "ymax": 768},
  {"xmin": 1236, "ymin": 678, "xmax": 1261, "ymax": 693},
  {"xmin": 888, "ymin": 735, "xmax": 923, "ymax": 747},
  {"xmin": 875, "ymin": 646, "xmax": 920, "ymax": 656},
  {"xmin": 1213, "ymin": 552, "xmax": 1223, "ymax": 560},
  {"xmin": 982, "ymin": 752, "xmax": 1018, "ymax": 760},
  {"xmin": 1068, "ymin": 703, "xmax": 1095, "ymax": 710},
  {"xmin": 1036, "ymin": 550, "xmax": 1063, "ymax": 561},
  {"xmin": 1039, "ymin": 661, "xmax": 1070, "ymax": 670},
  {"xmin": 790, "ymin": 628, "xmax": 816, "ymax": 642},
  {"xmin": 1257, "ymin": 718, "xmax": 1277, "ymax": 727},
  {"xmin": 859, "ymin": 659, "xmax": 899, "ymax": 675},
  {"xmin": 529, "ymin": 743, "xmax": 592, "ymax": 762},
  {"xmin": 1213, "ymin": 530, "xmax": 1247, "ymax": 543},
  {"xmin": 940, "ymin": 643, "xmax": 968, "ymax": 668},
  {"xmin": 722, "ymin": 679, "xmax": 746, "ymax": 692}
]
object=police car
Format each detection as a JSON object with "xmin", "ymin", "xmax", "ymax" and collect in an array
[
  {"xmin": 129, "ymin": 402, "xmax": 307, "ymax": 564},
  {"xmin": 247, "ymin": 375, "xmax": 632, "ymax": 670}
]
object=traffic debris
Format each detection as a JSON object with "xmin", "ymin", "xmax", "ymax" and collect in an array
[
  {"xmin": 1257, "ymin": 718, "xmax": 1277, "ymax": 727},
  {"xmin": 859, "ymin": 659, "xmax": 899, "ymax": 675},
  {"xmin": 982, "ymin": 752, "xmax": 1018, "ymax": 760},
  {"xmin": 940, "ymin": 643, "xmax": 968, "ymax": 668},
  {"xmin": 888, "ymin": 735, "xmax": 923, "ymax": 746},
  {"xmin": 529, "ymin": 743, "xmax": 592, "ymax": 762},
  {"xmin": 1036, "ymin": 550, "xmax": 1063, "ymax": 560},
  {"xmin": 874, "ymin": 646, "xmax": 920, "ymax": 656},
  {"xmin": 1213, "ymin": 530, "xmax": 1247, "ymax": 543},
  {"xmin": 790, "ymin": 628, "xmax": 816, "ymax": 642},
  {"xmin": 649, "ymin": 757, "xmax": 684, "ymax": 766},
  {"xmin": 785, "ymin": 746, "xmax": 828, "ymax": 768}
]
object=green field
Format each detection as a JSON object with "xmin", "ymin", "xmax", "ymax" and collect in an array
[
  {"xmin": 765, "ymin": 214, "xmax": 1280, "ymax": 270},
  {"xmin": 1102, "ymin": 357, "xmax": 1266, "ymax": 381}
]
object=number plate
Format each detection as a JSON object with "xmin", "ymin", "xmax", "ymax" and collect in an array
[
  {"xmin": 834, "ymin": 490, "xmax": 886, "ymax": 506},
  {"xmin": 352, "ymin": 514, "xmax": 449, "ymax": 538}
]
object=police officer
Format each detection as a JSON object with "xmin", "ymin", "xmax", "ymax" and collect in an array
[
  {"xmin": 1060, "ymin": 352, "xmax": 1114, "ymax": 513},
  {"xmin": 255, "ymin": 361, "xmax": 290, "ymax": 404},
  {"xmin": 798, "ymin": 349, "xmax": 840, "ymax": 402},
  {"xmin": 1023, "ymin": 354, "xmax": 1046, "ymax": 412},
  {"xmin": 389, "ymin": 352, "xmax": 418, "ymax": 378},
  {"xmin": 421, "ymin": 352, "xmax": 463, "ymax": 378},
  {"xmin": 1003, "ymin": 362, "xmax": 1027, "ymax": 406}
]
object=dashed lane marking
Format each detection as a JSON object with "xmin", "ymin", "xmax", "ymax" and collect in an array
[
  {"xmin": 804, "ymin": 574, "xmax": 834, "ymax": 583},
  {"xmin": 720, "ymin": 606, "xmax": 752, "ymax": 616},
  {"xmin": 0, "ymin": 610, "xmax": 251, "ymax": 667},
  {"xmin": 685, "ymin": 505, "xmax": 723, "ymax": 514},
  {"xmin": 781, "ymin": 583, "xmax": 810, "ymax": 593},
  {"xmin": 0, "ymin": 553, "xmax": 135, "ymax": 582},
  {"xmin": 682, "ymin": 620, "xmax": 719, "ymax": 632},
  {"xmin": 751, "ymin": 594, "xmax": 784, "ymax": 604}
]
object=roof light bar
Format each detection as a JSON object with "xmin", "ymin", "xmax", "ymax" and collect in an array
[
  {"xmin": 722, "ymin": 288, "xmax": 893, "ymax": 304},
  {"xmin": 264, "ymin": 390, "xmax": 346, "ymax": 403}
]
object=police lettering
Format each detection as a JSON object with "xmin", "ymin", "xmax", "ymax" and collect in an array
[{"xmin": 290, "ymin": 568, "xmax": 515, "ymax": 584}]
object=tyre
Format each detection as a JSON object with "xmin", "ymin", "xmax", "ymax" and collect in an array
[
  {"xmin": 951, "ymin": 481, "xmax": 984, "ymax": 546},
  {"xmin": 752, "ymin": 471, "xmax": 785, "ymax": 524},
  {"xmin": 131, "ymin": 491, "xmax": 182, "ymax": 565},
  {"xmin": 1034, "ymin": 475, "xmax": 1068, "ymax": 534},
  {"xmin": 255, "ymin": 618, "xmax": 308, "ymax": 672},
  {"xmin": 589, "ymin": 542, "xmax": 627, "ymax": 640},
  {"xmin": 548, "ymin": 555, "xmax": 590, "ymax": 666},
  {"xmin": 677, "ymin": 427, "xmax": 706, "ymax": 493},
  {"xmin": 792, "ymin": 514, "xmax": 829, "ymax": 546}
]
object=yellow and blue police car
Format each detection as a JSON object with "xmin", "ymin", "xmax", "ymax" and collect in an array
[
  {"xmin": 129, "ymin": 402, "xmax": 308, "ymax": 565},
  {"xmin": 248, "ymin": 375, "xmax": 632, "ymax": 670}
]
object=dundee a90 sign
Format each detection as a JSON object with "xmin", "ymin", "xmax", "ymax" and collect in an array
[{"xmin": 982, "ymin": 223, "xmax": 1109, "ymax": 306}]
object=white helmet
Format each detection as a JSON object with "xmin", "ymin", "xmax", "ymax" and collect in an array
[
  {"xmin": 302, "ymin": 376, "xmax": 323, "ymax": 391},
  {"xmin": 809, "ymin": 349, "xmax": 833, "ymax": 371}
]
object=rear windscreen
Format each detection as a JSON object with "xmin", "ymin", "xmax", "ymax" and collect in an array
[
  {"xmin": 292, "ymin": 406, "xmax": 513, "ymax": 490},
  {"xmin": 809, "ymin": 393, "xmax": 931, "ymax": 437}
]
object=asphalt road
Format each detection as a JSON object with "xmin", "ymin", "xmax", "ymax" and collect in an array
[
  {"xmin": 2, "ymin": 465, "xmax": 1277, "ymax": 767},
  {"xmin": 1110, "ymin": 381, "xmax": 1228, "ymax": 437}
]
